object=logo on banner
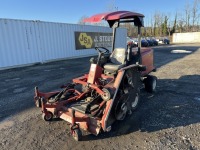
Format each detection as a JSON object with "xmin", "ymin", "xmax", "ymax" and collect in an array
[{"xmin": 78, "ymin": 33, "xmax": 93, "ymax": 48}]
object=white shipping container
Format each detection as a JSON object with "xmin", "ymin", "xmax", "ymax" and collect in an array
[
  {"xmin": 0, "ymin": 19, "xmax": 127, "ymax": 69},
  {"xmin": 0, "ymin": 19, "xmax": 42, "ymax": 68},
  {"xmin": 172, "ymin": 32, "xmax": 200, "ymax": 43}
]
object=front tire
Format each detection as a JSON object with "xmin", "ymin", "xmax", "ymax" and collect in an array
[
  {"xmin": 144, "ymin": 75, "xmax": 157, "ymax": 93},
  {"xmin": 42, "ymin": 111, "xmax": 53, "ymax": 121},
  {"xmin": 35, "ymin": 98, "xmax": 41, "ymax": 107},
  {"xmin": 72, "ymin": 129, "xmax": 82, "ymax": 141}
]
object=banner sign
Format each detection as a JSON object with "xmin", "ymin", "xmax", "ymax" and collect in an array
[{"xmin": 74, "ymin": 32, "xmax": 113, "ymax": 50}]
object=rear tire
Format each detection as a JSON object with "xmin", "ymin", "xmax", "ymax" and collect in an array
[
  {"xmin": 144, "ymin": 75, "xmax": 157, "ymax": 93},
  {"xmin": 122, "ymin": 69, "xmax": 140, "ymax": 94}
]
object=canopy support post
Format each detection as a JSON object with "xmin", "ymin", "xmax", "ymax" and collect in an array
[
  {"xmin": 111, "ymin": 21, "xmax": 119, "ymax": 52},
  {"xmin": 137, "ymin": 26, "xmax": 142, "ymax": 64}
]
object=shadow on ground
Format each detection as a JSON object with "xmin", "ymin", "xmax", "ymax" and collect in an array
[{"xmin": 80, "ymin": 74, "xmax": 200, "ymax": 141}]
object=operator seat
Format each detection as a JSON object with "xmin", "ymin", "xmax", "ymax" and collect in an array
[{"xmin": 103, "ymin": 48, "xmax": 126, "ymax": 75}]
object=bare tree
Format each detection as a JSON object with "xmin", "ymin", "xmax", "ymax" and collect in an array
[
  {"xmin": 153, "ymin": 11, "xmax": 165, "ymax": 36},
  {"xmin": 177, "ymin": 11, "xmax": 185, "ymax": 33},
  {"xmin": 77, "ymin": 16, "xmax": 88, "ymax": 25},
  {"xmin": 77, "ymin": 0, "xmax": 200, "ymax": 34},
  {"xmin": 153, "ymin": 12, "xmax": 158, "ymax": 36},
  {"xmin": 171, "ymin": 12, "xmax": 177, "ymax": 34},
  {"xmin": 150, "ymin": 14, "xmax": 154, "ymax": 36},
  {"xmin": 184, "ymin": 2, "xmax": 191, "ymax": 32},
  {"xmin": 192, "ymin": 0, "xmax": 200, "ymax": 31},
  {"xmin": 158, "ymin": 13, "xmax": 165, "ymax": 36}
]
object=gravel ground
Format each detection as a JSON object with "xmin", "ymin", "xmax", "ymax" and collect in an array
[{"xmin": 0, "ymin": 44, "xmax": 200, "ymax": 150}]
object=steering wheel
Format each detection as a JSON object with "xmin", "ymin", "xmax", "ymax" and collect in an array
[{"xmin": 95, "ymin": 47, "xmax": 109, "ymax": 54}]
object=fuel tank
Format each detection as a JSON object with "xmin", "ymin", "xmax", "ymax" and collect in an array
[{"xmin": 132, "ymin": 47, "xmax": 155, "ymax": 76}]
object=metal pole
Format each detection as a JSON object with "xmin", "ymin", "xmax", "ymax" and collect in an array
[
  {"xmin": 137, "ymin": 26, "xmax": 142, "ymax": 64},
  {"xmin": 112, "ymin": 27, "xmax": 117, "ymax": 52},
  {"xmin": 111, "ymin": 21, "xmax": 119, "ymax": 52}
]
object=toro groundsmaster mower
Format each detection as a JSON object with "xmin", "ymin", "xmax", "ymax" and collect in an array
[{"xmin": 34, "ymin": 11, "xmax": 157, "ymax": 141}]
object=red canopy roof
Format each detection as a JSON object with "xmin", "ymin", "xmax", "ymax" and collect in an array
[{"xmin": 84, "ymin": 11, "xmax": 144, "ymax": 23}]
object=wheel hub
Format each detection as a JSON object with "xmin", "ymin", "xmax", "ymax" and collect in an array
[
  {"xmin": 115, "ymin": 102, "xmax": 127, "ymax": 120},
  {"xmin": 115, "ymin": 94, "xmax": 129, "ymax": 121},
  {"xmin": 152, "ymin": 80, "xmax": 157, "ymax": 90},
  {"xmin": 131, "ymin": 93, "xmax": 139, "ymax": 108}
]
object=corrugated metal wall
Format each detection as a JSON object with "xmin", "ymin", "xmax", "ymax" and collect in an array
[
  {"xmin": 0, "ymin": 19, "xmax": 42, "ymax": 68},
  {"xmin": 0, "ymin": 19, "xmax": 127, "ymax": 69},
  {"xmin": 172, "ymin": 32, "xmax": 200, "ymax": 43}
]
